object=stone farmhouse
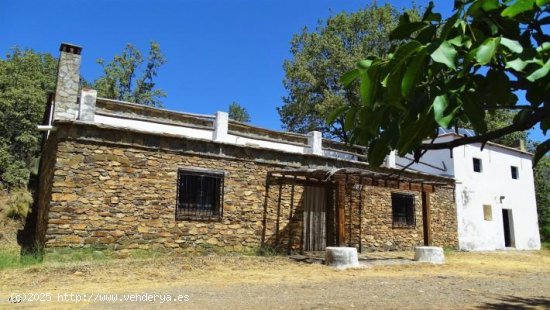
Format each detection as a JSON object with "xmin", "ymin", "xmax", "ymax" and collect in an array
[
  {"xmin": 396, "ymin": 129, "xmax": 541, "ymax": 251},
  {"xmin": 20, "ymin": 43, "xmax": 459, "ymax": 254}
]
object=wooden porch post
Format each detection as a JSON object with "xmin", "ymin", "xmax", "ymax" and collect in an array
[
  {"xmin": 286, "ymin": 177, "xmax": 296, "ymax": 254},
  {"xmin": 261, "ymin": 179, "xmax": 269, "ymax": 246},
  {"xmin": 422, "ymin": 190, "xmax": 432, "ymax": 246},
  {"xmin": 275, "ymin": 182, "xmax": 282, "ymax": 247},
  {"xmin": 336, "ymin": 177, "xmax": 346, "ymax": 246}
]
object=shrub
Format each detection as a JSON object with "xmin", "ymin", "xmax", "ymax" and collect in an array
[
  {"xmin": 255, "ymin": 245, "xmax": 284, "ymax": 257},
  {"xmin": 4, "ymin": 188, "xmax": 32, "ymax": 219}
]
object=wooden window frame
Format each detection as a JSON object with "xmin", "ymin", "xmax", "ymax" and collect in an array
[{"xmin": 391, "ymin": 192, "xmax": 416, "ymax": 228}]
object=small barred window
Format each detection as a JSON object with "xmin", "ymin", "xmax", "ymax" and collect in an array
[
  {"xmin": 175, "ymin": 169, "xmax": 224, "ymax": 220},
  {"xmin": 392, "ymin": 193, "xmax": 415, "ymax": 228}
]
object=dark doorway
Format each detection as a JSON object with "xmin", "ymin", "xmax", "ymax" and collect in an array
[
  {"xmin": 502, "ymin": 209, "xmax": 514, "ymax": 248},
  {"xmin": 303, "ymin": 186, "xmax": 327, "ymax": 251}
]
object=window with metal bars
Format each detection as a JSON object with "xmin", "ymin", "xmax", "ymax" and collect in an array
[
  {"xmin": 175, "ymin": 169, "xmax": 224, "ymax": 220},
  {"xmin": 391, "ymin": 193, "xmax": 415, "ymax": 228}
]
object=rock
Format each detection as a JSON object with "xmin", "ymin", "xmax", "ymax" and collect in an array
[
  {"xmin": 325, "ymin": 247, "xmax": 360, "ymax": 270},
  {"xmin": 206, "ymin": 237, "xmax": 218, "ymax": 245},
  {"xmin": 73, "ymin": 271, "xmax": 84, "ymax": 276},
  {"xmin": 290, "ymin": 254, "xmax": 307, "ymax": 261},
  {"xmin": 414, "ymin": 246, "xmax": 445, "ymax": 264}
]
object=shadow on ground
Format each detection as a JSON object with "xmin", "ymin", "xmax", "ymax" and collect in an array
[{"xmin": 477, "ymin": 296, "xmax": 550, "ymax": 309}]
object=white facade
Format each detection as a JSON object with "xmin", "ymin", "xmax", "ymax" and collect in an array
[{"xmin": 396, "ymin": 134, "xmax": 541, "ymax": 251}]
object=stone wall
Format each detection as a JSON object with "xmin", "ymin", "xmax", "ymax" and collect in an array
[
  {"xmin": 53, "ymin": 45, "xmax": 81, "ymax": 120},
  {"xmin": 36, "ymin": 122, "xmax": 458, "ymax": 252},
  {"xmin": 35, "ymin": 137, "xmax": 60, "ymax": 249},
  {"xmin": 358, "ymin": 186, "xmax": 457, "ymax": 251},
  {"xmin": 429, "ymin": 187, "xmax": 458, "ymax": 247},
  {"xmin": 46, "ymin": 141, "xmax": 270, "ymax": 251}
]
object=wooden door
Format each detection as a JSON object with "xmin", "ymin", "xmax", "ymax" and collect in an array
[{"xmin": 303, "ymin": 186, "xmax": 327, "ymax": 251}]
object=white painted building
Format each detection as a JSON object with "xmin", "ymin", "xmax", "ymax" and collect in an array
[{"xmin": 395, "ymin": 129, "xmax": 541, "ymax": 251}]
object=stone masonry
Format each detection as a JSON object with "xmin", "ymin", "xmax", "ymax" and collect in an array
[
  {"xmin": 32, "ymin": 122, "xmax": 458, "ymax": 253},
  {"xmin": 53, "ymin": 44, "xmax": 82, "ymax": 121}
]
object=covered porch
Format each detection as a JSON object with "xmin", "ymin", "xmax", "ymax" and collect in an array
[{"xmin": 260, "ymin": 167, "xmax": 450, "ymax": 254}]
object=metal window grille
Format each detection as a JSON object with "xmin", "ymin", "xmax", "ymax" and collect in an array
[
  {"xmin": 392, "ymin": 193, "xmax": 415, "ymax": 228},
  {"xmin": 175, "ymin": 170, "xmax": 224, "ymax": 220}
]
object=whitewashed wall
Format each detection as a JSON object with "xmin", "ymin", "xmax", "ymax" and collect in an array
[
  {"xmin": 453, "ymin": 143, "xmax": 540, "ymax": 250},
  {"xmin": 94, "ymin": 112, "xmax": 353, "ymax": 160},
  {"xmin": 394, "ymin": 135, "xmax": 456, "ymax": 177},
  {"xmin": 397, "ymin": 135, "xmax": 541, "ymax": 251}
]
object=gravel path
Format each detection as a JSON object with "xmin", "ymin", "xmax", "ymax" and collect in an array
[{"xmin": 126, "ymin": 270, "xmax": 549, "ymax": 309}]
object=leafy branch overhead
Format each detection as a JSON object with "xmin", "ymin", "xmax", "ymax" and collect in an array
[{"xmin": 331, "ymin": 0, "xmax": 550, "ymax": 166}]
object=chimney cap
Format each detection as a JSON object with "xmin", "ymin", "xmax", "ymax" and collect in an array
[{"xmin": 59, "ymin": 43, "xmax": 82, "ymax": 55}]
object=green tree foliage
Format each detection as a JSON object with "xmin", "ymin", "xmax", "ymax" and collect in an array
[
  {"xmin": 93, "ymin": 42, "xmax": 166, "ymax": 107},
  {"xmin": 279, "ymin": 4, "xmax": 413, "ymax": 141},
  {"xmin": 0, "ymin": 48, "xmax": 57, "ymax": 189},
  {"xmin": 535, "ymin": 155, "xmax": 550, "ymax": 242},
  {"xmin": 485, "ymin": 111, "xmax": 527, "ymax": 146},
  {"xmin": 334, "ymin": 0, "xmax": 550, "ymax": 166},
  {"xmin": 228, "ymin": 102, "xmax": 251, "ymax": 123}
]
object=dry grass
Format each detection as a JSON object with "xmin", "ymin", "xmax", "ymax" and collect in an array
[
  {"xmin": 0, "ymin": 249, "xmax": 548, "ymax": 309},
  {"xmin": 0, "ymin": 249, "xmax": 548, "ymax": 293}
]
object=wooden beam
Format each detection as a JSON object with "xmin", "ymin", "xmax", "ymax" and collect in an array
[
  {"xmin": 358, "ymin": 176, "xmax": 363, "ymax": 253},
  {"xmin": 267, "ymin": 176, "xmax": 331, "ymax": 188},
  {"xmin": 336, "ymin": 178, "xmax": 346, "ymax": 246},
  {"xmin": 326, "ymin": 183, "xmax": 335, "ymax": 247},
  {"xmin": 275, "ymin": 182, "xmax": 282, "ymax": 247},
  {"xmin": 287, "ymin": 177, "xmax": 296, "ymax": 254},
  {"xmin": 422, "ymin": 191, "xmax": 432, "ymax": 246},
  {"xmin": 347, "ymin": 174, "xmax": 352, "ymax": 247},
  {"xmin": 261, "ymin": 180, "xmax": 269, "ymax": 246}
]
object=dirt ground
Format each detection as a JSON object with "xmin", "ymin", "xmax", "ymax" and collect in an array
[{"xmin": 0, "ymin": 249, "xmax": 549, "ymax": 309}]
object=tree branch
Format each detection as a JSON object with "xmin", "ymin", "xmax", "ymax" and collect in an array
[
  {"xmin": 421, "ymin": 107, "xmax": 549, "ymax": 151},
  {"xmin": 337, "ymin": 116, "xmax": 349, "ymax": 143}
]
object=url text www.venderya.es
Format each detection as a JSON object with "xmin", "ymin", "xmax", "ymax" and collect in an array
[{"xmin": 8, "ymin": 292, "xmax": 190, "ymax": 304}]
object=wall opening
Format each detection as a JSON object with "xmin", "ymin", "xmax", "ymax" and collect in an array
[
  {"xmin": 483, "ymin": 204, "xmax": 492, "ymax": 221},
  {"xmin": 511, "ymin": 166, "xmax": 519, "ymax": 179},
  {"xmin": 473, "ymin": 158, "xmax": 482, "ymax": 173},
  {"xmin": 302, "ymin": 186, "xmax": 328, "ymax": 251},
  {"xmin": 502, "ymin": 209, "xmax": 515, "ymax": 248}
]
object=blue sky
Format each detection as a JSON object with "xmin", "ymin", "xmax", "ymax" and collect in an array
[{"xmin": 1, "ymin": 0, "xmax": 545, "ymax": 142}]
